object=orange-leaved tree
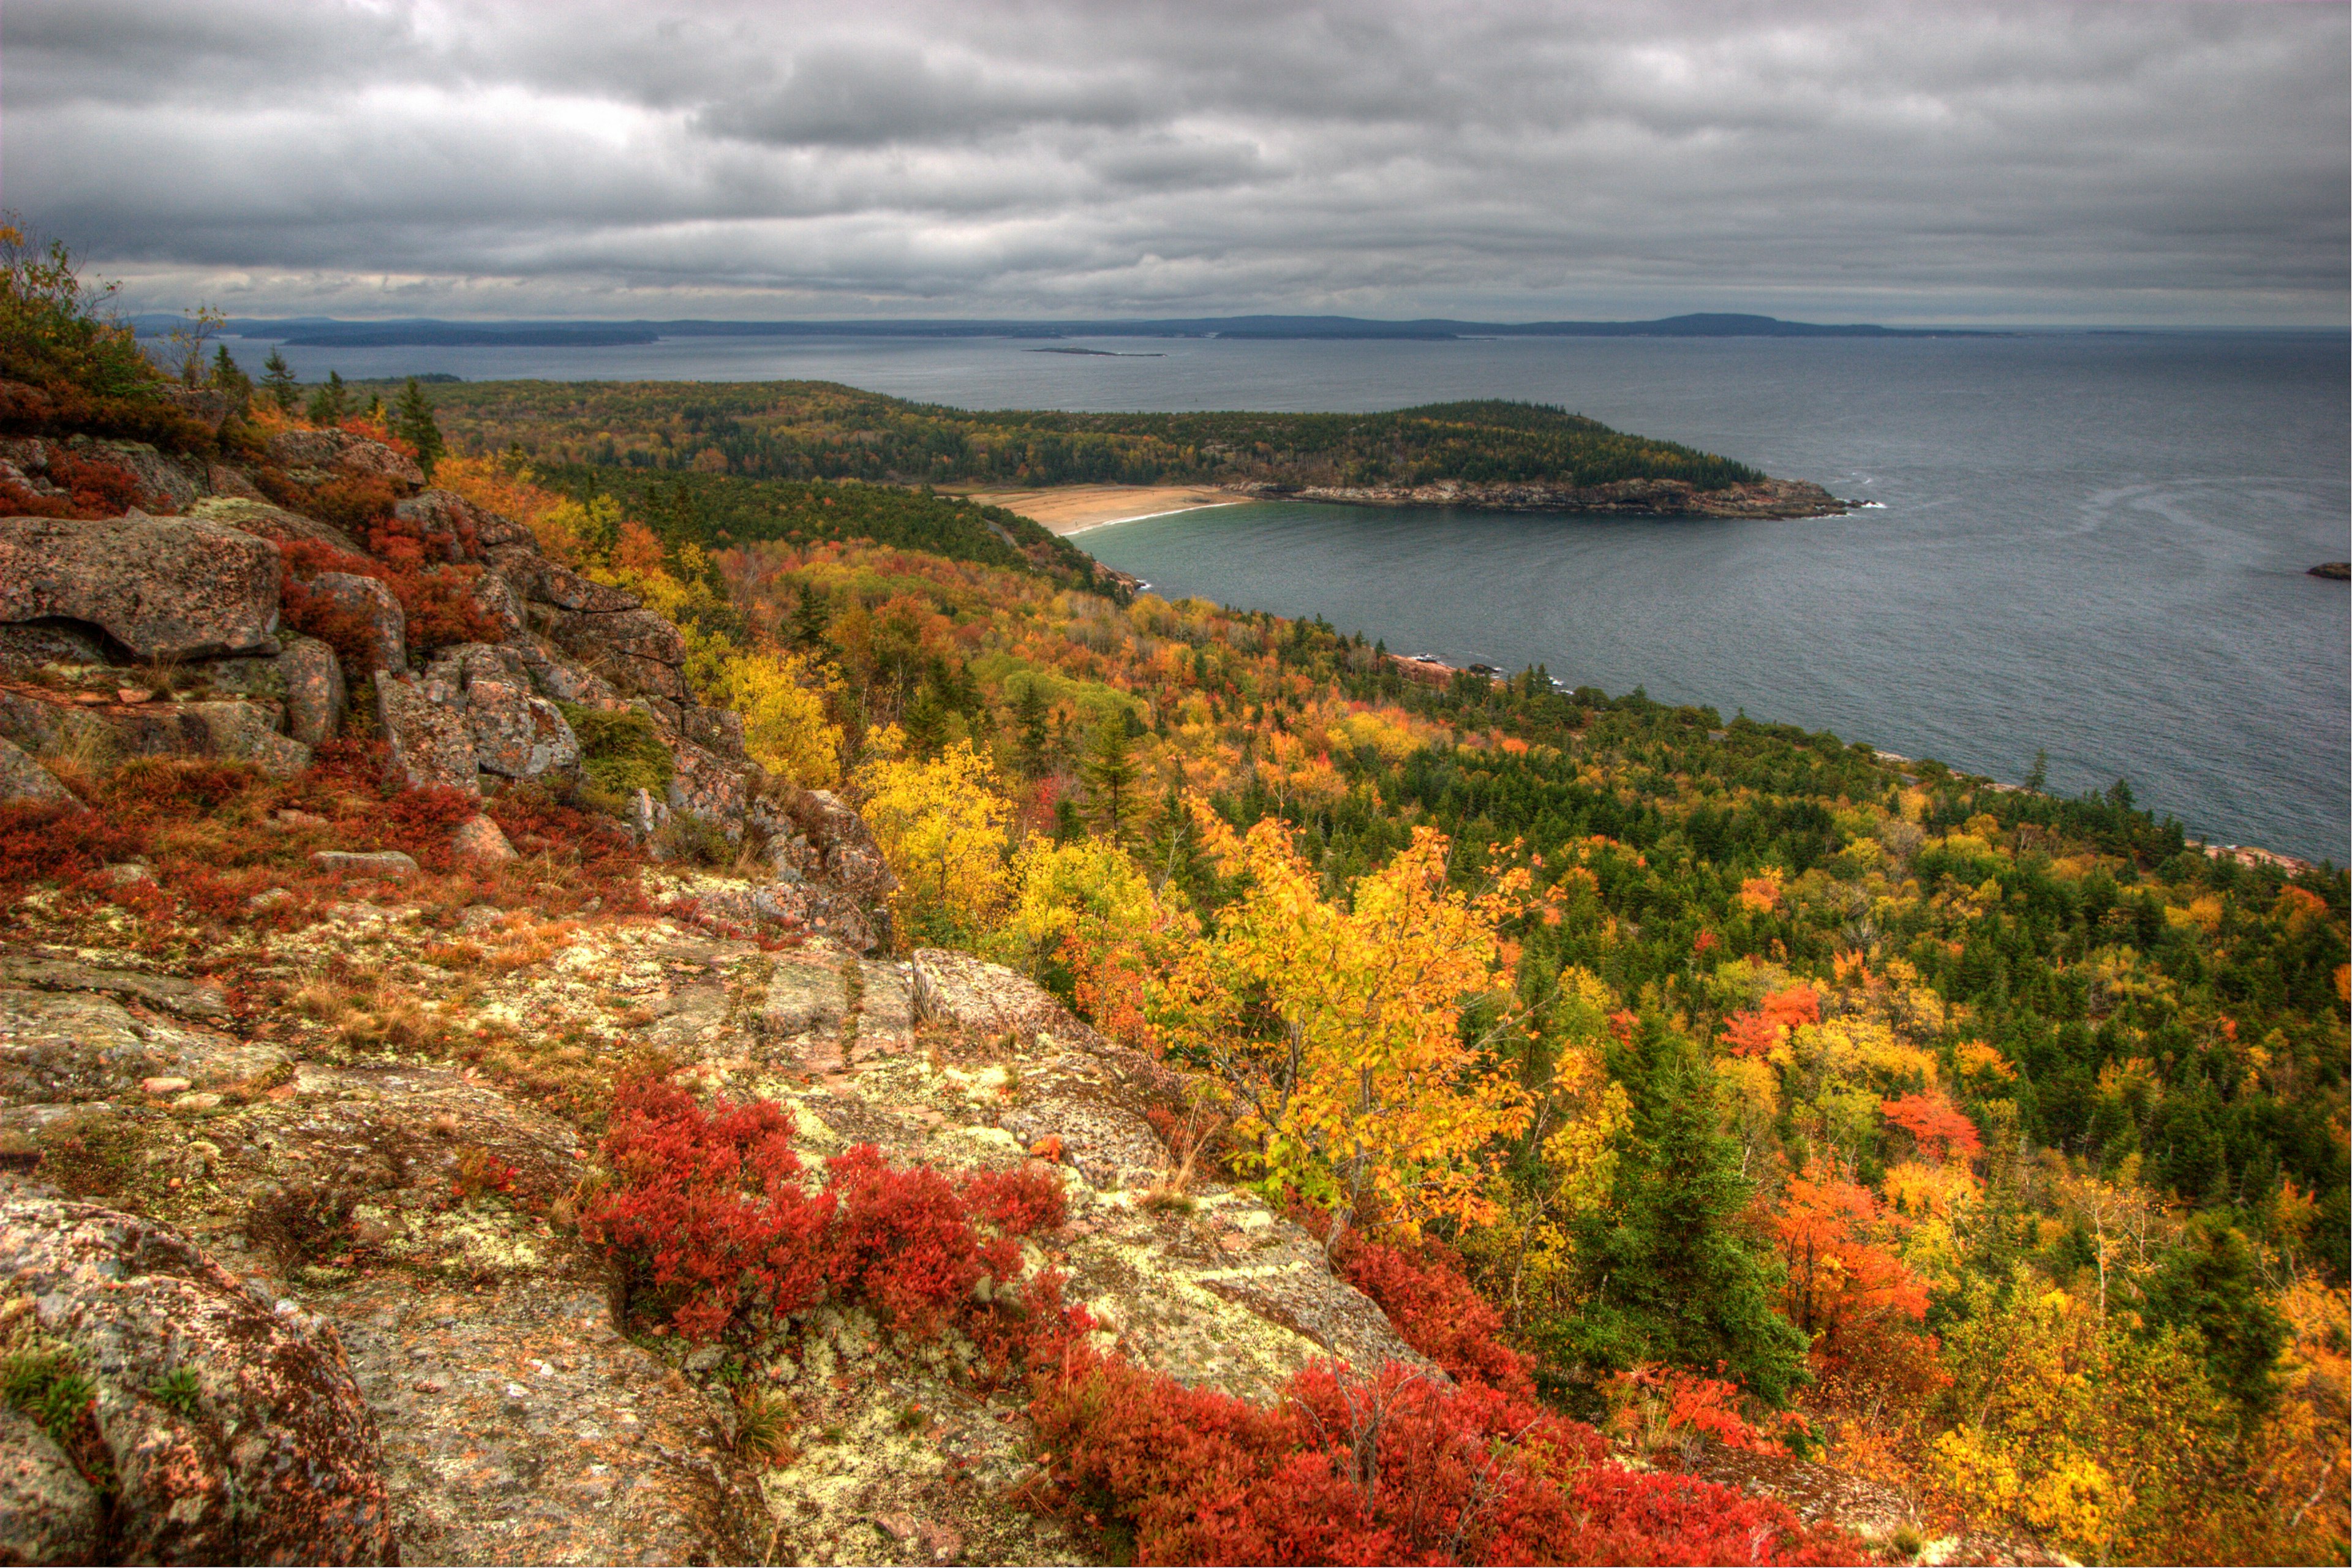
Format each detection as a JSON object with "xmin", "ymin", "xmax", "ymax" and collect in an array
[{"xmin": 1148, "ymin": 804, "xmax": 1536, "ymax": 1251}]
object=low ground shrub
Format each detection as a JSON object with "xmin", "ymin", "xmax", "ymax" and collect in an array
[{"xmin": 582, "ymin": 1075, "xmax": 1080, "ymax": 1353}]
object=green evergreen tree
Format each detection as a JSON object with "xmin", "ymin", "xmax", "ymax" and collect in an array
[
  {"xmin": 1082, "ymin": 714, "xmax": 1142, "ymax": 841},
  {"xmin": 392, "ymin": 375, "xmax": 447, "ymax": 478},
  {"xmin": 2141, "ymin": 1218, "xmax": 2287, "ymax": 1414},
  {"xmin": 304, "ymin": 369, "xmax": 349, "ymax": 424},
  {"xmin": 787, "ymin": 583, "xmax": 834, "ymax": 651},
  {"xmin": 1013, "ymin": 682, "xmax": 1051, "ymax": 778},
  {"xmin": 900, "ymin": 682, "xmax": 951, "ymax": 758},
  {"xmin": 207, "ymin": 344, "xmax": 251, "ymax": 399},
  {"xmin": 1563, "ymin": 1023, "xmax": 1809, "ymax": 1405},
  {"xmin": 260, "ymin": 348, "xmax": 299, "ymax": 412}
]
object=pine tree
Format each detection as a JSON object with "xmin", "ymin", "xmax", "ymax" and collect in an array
[
  {"xmin": 788, "ymin": 584, "xmax": 833, "ymax": 652},
  {"xmin": 1566, "ymin": 1022, "xmax": 1808, "ymax": 1404},
  {"xmin": 207, "ymin": 344, "xmax": 251, "ymax": 399},
  {"xmin": 260, "ymin": 349, "xmax": 299, "ymax": 412},
  {"xmin": 1082, "ymin": 715, "xmax": 1142, "ymax": 841},
  {"xmin": 304, "ymin": 369, "xmax": 349, "ymax": 425},
  {"xmin": 392, "ymin": 375, "xmax": 447, "ymax": 477},
  {"xmin": 900, "ymin": 682, "xmax": 951, "ymax": 758},
  {"xmin": 1013, "ymin": 683, "xmax": 1051, "ymax": 778}
]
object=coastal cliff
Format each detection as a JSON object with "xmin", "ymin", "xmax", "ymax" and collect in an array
[{"xmin": 1223, "ymin": 473, "xmax": 1850, "ymax": 518}]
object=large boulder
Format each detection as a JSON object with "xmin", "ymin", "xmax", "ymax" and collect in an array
[
  {"xmin": 0, "ymin": 515, "xmax": 280, "ymax": 660},
  {"xmin": 280, "ymin": 634, "xmax": 347, "ymax": 748},
  {"xmin": 422, "ymin": 644, "xmax": 580, "ymax": 779},
  {"xmin": 0, "ymin": 1195, "xmax": 397, "ymax": 1564},
  {"xmin": 301, "ymin": 572, "xmax": 406, "ymax": 677},
  {"xmin": 0, "ymin": 688, "xmax": 309, "ymax": 780},
  {"xmin": 374, "ymin": 673, "xmax": 478, "ymax": 796},
  {"xmin": 465, "ymin": 679, "xmax": 578, "ymax": 778},
  {"xmin": 187, "ymin": 496, "xmax": 364, "ymax": 556},
  {"xmin": 92, "ymin": 441, "xmax": 202, "ymax": 513},
  {"xmin": 0, "ymin": 734, "xmax": 76, "ymax": 807},
  {"xmin": 263, "ymin": 429, "xmax": 424, "ymax": 490},
  {"xmin": 549, "ymin": 606, "xmax": 688, "ymax": 701},
  {"xmin": 486, "ymin": 548, "xmax": 639, "ymax": 615},
  {"xmin": 391, "ymin": 488, "xmax": 535, "ymax": 557}
]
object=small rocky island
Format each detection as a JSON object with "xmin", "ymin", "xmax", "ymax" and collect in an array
[{"xmin": 2307, "ymin": 560, "xmax": 2348, "ymax": 579}]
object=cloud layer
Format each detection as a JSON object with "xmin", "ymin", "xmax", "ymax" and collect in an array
[{"xmin": 7, "ymin": 1, "xmax": 2346, "ymax": 323}]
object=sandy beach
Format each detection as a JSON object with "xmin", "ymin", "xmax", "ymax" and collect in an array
[{"xmin": 947, "ymin": 484, "xmax": 1246, "ymax": 536}]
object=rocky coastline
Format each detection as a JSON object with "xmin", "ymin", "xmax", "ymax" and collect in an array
[{"xmin": 1221, "ymin": 474, "xmax": 1852, "ymax": 519}]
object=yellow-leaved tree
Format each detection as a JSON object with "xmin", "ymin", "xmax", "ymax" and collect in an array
[
  {"xmin": 1148, "ymin": 806, "xmax": 1535, "ymax": 1248},
  {"xmin": 853, "ymin": 733, "xmax": 1012, "ymax": 946},
  {"xmin": 718, "ymin": 649, "xmax": 843, "ymax": 788}
]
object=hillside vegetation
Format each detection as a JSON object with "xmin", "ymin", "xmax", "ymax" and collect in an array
[
  {"xmin": 418, "ymin": 442, "xmax": 2350, "ymax": 1565},
  {"xmin": 407, "ymin": 377, "xmax": 1768, "ymax": 491},
  {"xmin": 4, "ymin": 244, "xmax": 2345, "ymax": 1564}
]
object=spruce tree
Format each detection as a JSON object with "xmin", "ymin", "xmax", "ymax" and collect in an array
[
  {"xmin": 900, "ymin": 682, "xmax": 951, "ymax": 757},
  {"xmin": 788, "ymin": 583, "xmax": 834, "ymax": 651},
  {"xmin": 304, "ymin": 369, "xmax": 349, "ymax": 424},
  {"xmin": 1013, "ymin": 683, "xmax": 1051, "ymax": 778},
  {"xmin": 260, "ymin": 349, "xmax": 299, "ymax": 412},
  {"xmin": 392, "ymin": 375, "xmax": 447, "ymax": 477},
  {"xmin": 1565, "ymin": 1020, "xmax": 1808, "ymax": 1404},
  {"xmin": 208, "ymin": 344, "xmax": 251, "ymax": 399},
  {"xmin": 1082, "ymin": 714, "xmax": 1141, "ymax": 841}
]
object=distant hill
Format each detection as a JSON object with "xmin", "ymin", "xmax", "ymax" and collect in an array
[{"xmin": 166, "ymin": 311, "xmax": 1988, "ymax": 349}]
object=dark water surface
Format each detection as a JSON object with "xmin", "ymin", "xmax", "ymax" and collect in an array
[{"xmin": 230, "ymin": 330, "xmax": 2351, "ymax": 862}]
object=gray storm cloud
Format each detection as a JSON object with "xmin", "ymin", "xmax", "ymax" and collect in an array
[{"xmin": 4, "ymin": 0, "xmax": 2344, "ymax": 323}]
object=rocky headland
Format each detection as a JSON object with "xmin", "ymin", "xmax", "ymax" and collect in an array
[{"xmin": 1222, "ymin": 474, "xmax": 1852, "ymax": 518}]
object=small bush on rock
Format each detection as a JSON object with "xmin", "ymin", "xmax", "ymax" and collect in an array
[{"xmin": 582, "ymin": 1076, "xmax": 1082, "ymax": 1360}]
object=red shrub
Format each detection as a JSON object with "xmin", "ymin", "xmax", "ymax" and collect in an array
[
  {"xmin": 827, "ymin": 1142, "xmax": 1017, "ymax": 1339},
  {"xmin": 1340, "ymin": 1241, "xmax": 1536, "ymax": 1400},
  {"xmin": 584, "ymin": 1077, "xmax": 838, "ymax": 1341},
  {"xmin": 257, "ymin": 468, "xmax": 398, "ymax": 535},
  {"xmin": 583, "ymin": 1077, "xmax": 1080, "ymax": 1349},
  {"xmin": 1026, "ymin": 1351, "xmax": 1860, "ymax": 1566},
  {"xmin": 0, "ymin": 802, "xmax": 143, "ymax": 893},
  {"xmin": 959, "ymin": 1163, "xmax": 1068, "ymax": 1237},
  {"xmin": 0, "ymin": 450, "xmax": 162, "ymax": 519}
]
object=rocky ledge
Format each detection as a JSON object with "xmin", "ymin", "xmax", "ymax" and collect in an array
[{"xmin": 1224, "ymin": 474, "xmax": 1853, "ymax": 519}]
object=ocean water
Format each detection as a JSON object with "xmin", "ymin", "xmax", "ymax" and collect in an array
[{"xmin": 220, "ymin": 329, "xmax": 2352, "ymax": 862}]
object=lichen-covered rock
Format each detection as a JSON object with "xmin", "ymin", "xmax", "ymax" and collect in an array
[
  {"xmin": 281, "ymin": 634, "xmax": 347, "ymax": 748},
  {"xmin": 263, "ymin": 429, "xmax": 424, "ymax": 490},
  {"xmin": 311, "ymin": 850, "xmax": 420, "ymax": 880},
  {"xmin": 0, "ymin": 687, "xmax": 309, "ymax": 780},
  {"xmin": 488, "ymin": 547, "xmax": 639, "ymax": 615},
  {"xmin": 549, "ymin": 606, "xmax": 690, "ymax": 701},
  {"xmin": 391, "ymin": 488, "xmax": 536, "ymax": 559},
  {"xmin": 305, "ymin": 571, "xmax": 406, "ymax": 677},
  {"xmin": 450, "ymin": 814, "xmax": 514, "ymax": 862},
  {"xmin": 187, "ymin": 495, "xmax": 364, "ymax": 556},
  {"xmin": 465, "ymin": 679, "xmax": 578, "ymax": 778},
  {"xmin": 0, "ymin": 1194, "xmax": 398, "ymax": 1564},
  {"xmin": 0, "ymin": 618, "xmax": 116, "ymax": 675},
  {"xmin": 0, "ymin": 978, "xmax": 282, "ymax": 1109},
  {"xmin": 94, "ymin": 440, "xmax": 202, "ymax": 511},
  {"xmin": 0, "ymin": 514, "xmax": 279, "ymax": 660},
  {"xmin": 467, "ymin": 567, "xmax": 527, "ymax": 642},
  {"xmin": 666, "ymin": 737, "xmax": 754, "ymax": 831},
  {"xmin": 681, "ymin": 703, "xmax": 748, "ymax": 761},
  {"xmin": 799, "ymin": 789, "xmax": 900, "ymax": 903},
  {"xmin": 373, "ymin": 673, "xmax": 477, "ymax": 796},
  {"xmin": 0, "ymin": 1401, "xmax": 103, "ymax": 1564},
  {"xmin": 0, "ymin": 733, "xmax": 75, "ymax": 807},
  {"xmin": 910, "ymin": 949, "xmax": 1077, "ymax": 1042}
]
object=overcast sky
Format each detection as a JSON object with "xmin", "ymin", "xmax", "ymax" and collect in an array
[{"xmin": 6, "ymin": 1, "xmax": 2346, "ymax": 325}]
